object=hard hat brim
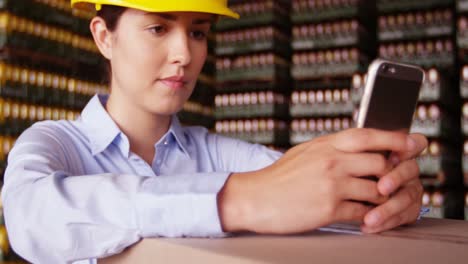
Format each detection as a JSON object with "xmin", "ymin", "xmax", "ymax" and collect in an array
[{"xmin": 71, "ymin": 0, "xmax": 240, "ymax": 19}]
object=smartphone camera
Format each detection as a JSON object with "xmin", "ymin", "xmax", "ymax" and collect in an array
[{"xmin": 381, "ymin": 64, "xmax": 397, "ymax": 74}]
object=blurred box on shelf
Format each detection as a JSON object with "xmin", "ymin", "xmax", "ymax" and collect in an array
[
  {"xmin": 0, "ymin": 63, "xmax": 106, "ymax": 109},
  {"xmin": 350, "ymin": 72, "xmax": 366, "ymax": 104},
  {"xmin": 292, "ymin": 48, "xmax": 368, "ymax": 79},
  {"xmin": 215, "ymin": 0, "xmax": 290, "ymax": 32},
  {"xmin": 0, "ymin": 99, "xmax": 80, "ymax": 136},
  {"xmin": 291, "ymin": 0, "xmax": 374, "ymax": 24},
  {"xmin": 418, "ymin": 68, "xmax": 445, "ymax": 102},
  {"xmin": 465, "ymin": 192, "xmax": 468, "ymax": 220},
  {"xmin": 215, "ymin": 119, "xmax": 289, "ymax": 146},
  {"xmin": 0, "ymin": 225, "xmax": 9, "ymax": 262},
  {"xmin": 460, "ymin": 66, "xmax": 468, "ymax": 98},
  {"xmin": 417, "ymin": 138, "xmax": 461, "ymax": 188},
  {"xmin": 290, "ymin": 89, "xmax": 353, "ymax": 117},
  {"xmin": 458, "ymin": 0, "xmax": 468, "ymax": 13},
  {"xmin": 378, "ymin": 0, "xmax": 453, "ymax": 14},
  {"xmin": 292, "ymin": 20, "xmax": 372, "ymax": 52},
  {"xmin": 215, "ymin": 91, "xmax": 287, "ymax": 119},
  {"xmin": 379, "ymin": 9, "xmax": 453, "ymax": 42},
  {"xmin": 216, "ymin": 80, "xmax": 289, "ymax": 94},
  {"xmin": 178, "ymin": 103, "xmax": 214, "ymax": 129},
  {"xmin": 422, "ymin": 190, "xmax": 445, "ymax": 219},
  {"xmin": 0, "ymin": 12, "xmax": 105, "ymax": 82},
  {"xmin": 461, "ymin": 140, "xmax": 468, "ymax": 185},
  {"xmin": 216, "ymin": 53, "xmax": 289, "ymax": 82},
  {"xmin": 458, "ymin": 16, "xmax": 468, "ymax": 49},
  {"xmin": 0, "ymin": 135, "xmax": 15, "ymax": 162},
  {"xmin": 418, "ymin": 140, "xmax": 443, "ymax": 179},
  {"xmin": 0, "ymin": 0, "xmax": 93, "ymax": 35},
  {"xmin": 411, "ymin": 103, "xmax": 455, "ymax": 138},
  {"xmin": 216, "ymin": 26, "xmax": 290, "ymax": 58},
  {"xmin": 0, "ymin": 12, "xmax": 101, "ymax": 65},
  {"xmin": 461, "ymin": 102, "xmax": 468, "ymax": 135},
  {"xmin": 289, "ymin": 117, "xmax": 353, "ymax": 145},
  {"xmin": 379, "ymin": 39, "xmax": 455, "ymax": 69}
]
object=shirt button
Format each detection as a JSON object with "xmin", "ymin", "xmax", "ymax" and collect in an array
[{"xmin": 164, "ymin": 141, "xmax": 169, "ymax": 145}]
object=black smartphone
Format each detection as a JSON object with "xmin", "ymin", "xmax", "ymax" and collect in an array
[
  {"xmin": 357, "ymin": 59, "xmax": 424, "ymax": 133},
  {"xmin": 357, "ymin": 59, "xmax": 424, "ymax": 181}
]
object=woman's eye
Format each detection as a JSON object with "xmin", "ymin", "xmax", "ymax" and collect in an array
[
  {"xmin": 149, "ymin": 26, "xmax": 166, "ymax": 35},
  {"xmin": 191, "ymin": 30, "xmax": 207, "ymax": 40}
]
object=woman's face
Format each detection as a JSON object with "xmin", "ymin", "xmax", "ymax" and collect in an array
[{"xmin": 106, "ymin": 9, "xmax": 212, "ymax": 115}]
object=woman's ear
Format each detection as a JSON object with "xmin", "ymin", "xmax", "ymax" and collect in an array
[{"xmin": 90, "ymin": 16, "xmax": 113, "ymax": 60}]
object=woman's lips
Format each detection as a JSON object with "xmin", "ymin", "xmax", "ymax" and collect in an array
[{"xmin": 160, "ymin": 76, "xmax": 187, "ymax": 89}]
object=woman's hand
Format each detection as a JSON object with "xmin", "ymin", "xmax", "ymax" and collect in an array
[
  {"xmin": 361, "ymin": 133, "xmax": 427, "ymax": 233},
  {"xmin": 218, "ymin": 129, "xmax": 426, "ymax": 235}
]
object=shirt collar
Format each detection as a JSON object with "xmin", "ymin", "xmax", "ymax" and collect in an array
[
  {"xmin": 81, "ymin": 94, "xmax": 122, "ymax": 156},
  {"xmin": 81, "ymin": 94, "xmax": 191, "ymax": 158},
  {"xmin": 166, "ymin": 114, "xmax": 190, "ymax": 158}
]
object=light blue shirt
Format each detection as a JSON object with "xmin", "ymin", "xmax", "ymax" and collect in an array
[{"xmin": 2, "ymin": 94, "xmax": 282, "ymax": 264}]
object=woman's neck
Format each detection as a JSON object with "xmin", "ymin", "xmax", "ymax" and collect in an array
[{"xmin": 105, "ymin": 91, "xmax": 171, "ymax": 164}]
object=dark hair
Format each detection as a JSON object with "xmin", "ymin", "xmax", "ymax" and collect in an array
[
  {"xmin": 97, "ymin": 5, "xmax": 127, "ymax": 32},
  {"xmin": 96, "ymin": 5, "xmax": 127, "ymax": 84}
]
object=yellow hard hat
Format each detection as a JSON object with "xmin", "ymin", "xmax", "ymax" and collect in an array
[{"xmin": 71, "ymin": 0, "xmax": 240, "ymax": 19}]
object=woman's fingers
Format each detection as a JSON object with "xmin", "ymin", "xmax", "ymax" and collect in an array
[
  {"xmin": 377, "ymin": 159, "xmax": 420, "ymax": 196},
  {"xmin": 361, "ymin": 202, "xmax": 421, "ymax": 233},
  {"xmin": 340, "ymin": 152, "xmax": 393, "ymax": 179},
  {"xmin": 363, "ymin": 180, "xmax": 423, "ymax": 228},
  {"xmin": 331, "ymin": 130, "xmax": 427, "ymax": 165},
  {"xmin": 394, "ymin": 133, "xmax": 428, "ymax": 161},
  {"xmin": 340, "ymin": 177, "xmax": 389, "ymax": 205},
  {"xmin": 332, "ymin": 128, "xmax": 413, "ymax": 154},
  {"xmin": 335, "ymin": 201, "xmax": 373, "ymax": 222}
]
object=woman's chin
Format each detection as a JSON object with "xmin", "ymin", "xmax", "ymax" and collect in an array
[{"xmin": 146, "ymin": 104, "xmax": 184, "ymax": 116}]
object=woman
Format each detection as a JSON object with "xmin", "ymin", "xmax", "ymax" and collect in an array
[{"xmin": 2, "ymin": 0, "xmax": 427, "ymax": 263}]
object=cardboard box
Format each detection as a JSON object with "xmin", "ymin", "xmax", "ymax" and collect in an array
[{"xmin": 101, "ymin": 218, "xmax": 468, "ymax": 264}]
